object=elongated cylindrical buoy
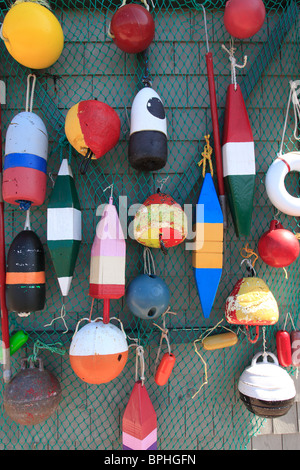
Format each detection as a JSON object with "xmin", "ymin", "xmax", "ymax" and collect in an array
[
  {"xmin": 6, "ymin": 229, "xmax": 45, "ymax": 313},
  {"xmin": 276, "ymin": 330, "xmax": 292, "ymax": 367},
  {"xmin": 3, "ymin": 112, "xmax": 48, "ymax": 210},
  {"xmin": 155, "ymin": 353, "xmax": 176, "ymax": 386},
  {"xmin": 129, "ymin": 87, "xmax": 167, "ymax": 171}
]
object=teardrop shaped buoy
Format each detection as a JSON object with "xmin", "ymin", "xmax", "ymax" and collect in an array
[
  {"xmin": 69, "ymin": 320, "xmax": 128, "ymax": 384},
  {"xmin": 47, "ymin": 159, "xmax": 82, "ymax": 297},
  {"xmin": 224, "ymin": 0, "xmax": 266, "ymax": 39},
  {"xmin": 1, "ymin": 0, "xmax": 64, "ymax": 69},
  {"xmin": 128, "ymin": 87, "xmax": 167, "ymax": 171},
  {"xmin": 64, "ymin": 100, "xmax": 120, "ymax": 174},
  {"xmin": 3, "ymin": 111, "xmax": 48, "ymax": 209},
  {"xmin": 110, "ymin": 3, "xmax": 155, "ymax": 54},
  {"xmin": 6, "ymin": 229, "xmax": 46, "ymax": 314}
]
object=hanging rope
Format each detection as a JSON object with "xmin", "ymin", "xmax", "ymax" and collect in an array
[
  {"xmin": 197, "ymin": 134, "xmax": 214, "ymax": 177},
  {"xmin": 44, "ymin": 303, "xmax": 68, "ymax": 334},
  {"xmin": 143, "ymin": 246, "xmax": 156, "ymax": 275},
  {"xmin": 153, "ymin": 307, "xmax": 177, "ymax": 373},
  {"xmin": 278, "ymin": 80, "xmax": 300, "ymax": 157},
  {"xmin": 222, "ymin": 42, "xmax": 247, "ymax": 91},
  {"xmin": 27, "ymin": 339, "xmax": 65, "ymax": 363},
  {"xmin": 25, "ymin": 74, "xmax": 36, "ymax": 112}
]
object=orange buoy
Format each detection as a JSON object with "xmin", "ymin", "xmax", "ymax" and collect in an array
[{"xmin": 69, "ymin": 319, "xmax": 128, "ymax": 384}]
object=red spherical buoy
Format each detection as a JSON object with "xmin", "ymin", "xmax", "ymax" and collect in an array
[
  {"xmin": 258, "ymin": 220, "xmax": 300, "ymax": 268},
  {"xmin": 224, "ymin": 0, "xmax": 266, "ymax": 39},
  {"xmin": 110, "ymin": 4, "xmax": 155, "ymax": 53}
]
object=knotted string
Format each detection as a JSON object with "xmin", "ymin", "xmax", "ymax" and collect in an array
[
  {"xmin": 44, "ymin": 303, "xmax": 68, "ymax": 334},
  {"xmin": 153, "ymin": 307, "xmax": 177, "ymax": 373},
  {"xmin": 222, "ymin": 42, "xmax": 247, "ymax": 91},
  {"xmin": 197, "ymin": 134, "xmax": 213, "ymax": 177},
  {"xmin": 27, "ymin": 339, "xmax": 65, "ymax": 363}
]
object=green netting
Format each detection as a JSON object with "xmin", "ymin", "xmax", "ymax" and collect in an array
[{"xmin": 0, "ymin": 0, "xmax": 299, "ymax": 451}]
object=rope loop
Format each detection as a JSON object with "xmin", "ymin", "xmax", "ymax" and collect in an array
[
  {"xmin": 25, "ymin": 74, "xmax": 36, "ymax": 112},
  {"xmin": 197, "ymin": 134, "xmax": 214, "ymax": 177},
  {"xmin": 222, "ymin": 42, "xmax": 247, "ymax": 90}
]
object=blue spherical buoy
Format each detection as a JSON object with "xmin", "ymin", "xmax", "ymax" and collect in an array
[{"xmin": 125, "ymin": 274, "xmax": 170, "ymax": 320}]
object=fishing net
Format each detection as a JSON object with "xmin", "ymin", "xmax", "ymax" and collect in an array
[{"xmin": 0, "ymin": 0, "xmax": 299, "ymax": 451}]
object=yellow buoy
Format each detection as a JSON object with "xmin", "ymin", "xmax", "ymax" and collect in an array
[{"xmin": 1, "ymin": 0, "xmax": 64, "ymax": 69}]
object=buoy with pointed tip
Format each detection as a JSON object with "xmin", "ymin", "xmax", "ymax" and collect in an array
[{"xmin": 1, "ymin": 0, "xmax": 64, "ymax": 69}]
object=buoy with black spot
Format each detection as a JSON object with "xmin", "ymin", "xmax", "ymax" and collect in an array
[
  {"xmin": 128, "ymin": 86, "xmax": 167, "ymax": 171},
  {"xmin": 223, "ymin": 0, "xmax": 266, "ymax": 39},
  {"xmin": 6, "ymin": 212, "xmax": 45, "ymax": 314},
  {"xmin": 1, "ymin": 0, "xmax": 64, "ymax": 69},
  {"xmin": 47, "ymin": 159, "xmax": 82, "ymax": 297},
  {"xmin": 3, "ymin": 75, "xmax": 48, "ymax": 210},
  {"xmin": 69, "ymin": 318, "xmax": 128, "ymax": 384},
  {"xmin": 221, "ymin": 48, "xmax": 256, "ymax": 238},
  {"xmin": 109, "ymin": 0, "xmax": 155, "ymax": 54},
  {"xmin": 65, "ymin": 100, "xmax": 121, "ymax": 174},
  {"xmin": 134, "ymin": 190, "xmax": 187, "ymax": 254}
]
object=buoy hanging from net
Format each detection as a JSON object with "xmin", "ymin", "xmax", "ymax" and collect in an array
[
  {"xmin": 122, "ymin": 345, "xmax": 157, "ymax": 450},
  {"xmin": 89, "ymin": 186, "xmax": 126, "ymax": 324},
  {"xmin": 125, "ymin": 247, "xmax": 170, "ymax": 321},
  {"xmin": 64, "ymin": 100, "xmax": 121, "ymax": 174},
  {"xmin": 3, "ymin": 74, "xmax": 48, "ymax": 210},
  {"xmin": 3, "ymin": 346, "xmax": 63, "ymax": 426},
  {"xmin": 109, "ymin": 0, "xmax": 155, "ymax": 54},
  {"xmin": 6, "ymin": 210, "xmax": 46, "ymax": 315},
  {"xmin": 134, "ymin": 189, "xmax": 188, "ymax": 254},
  {"xmin": 223, "ymin": 0, "xmax": 266, "ymax": 39},
  {"xmin": 47, "ymin": 158, "xmax": 82, "ymax": 297},
  {"xmin": 69, "ymin": 317, "xmax": 128, "ymax": 384},
  {"xmin": 1, "ymin": 0, "xmax": 64, "ymax": 69}
]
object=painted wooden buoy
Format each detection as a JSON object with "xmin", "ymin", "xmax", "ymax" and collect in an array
[
  {"xmin": 69, "ymin": 320, "xmax": 128, "ymax": 384},
  {"xmin": 3, "ymin": 357, "xmax": 61, "ymax": 425},
  {"xmin": 122, "ymin": 380, "xmax": 157, "ymax": 450},
  {"xmin": 225, "ymin": 277, "xmax": 279, "ymax": 343},
  {"xmin": 65, "ymin": 100, "xmax": 120, "ymax": 173},
  {"xmin": 224, "ymin": 0, "xmax": 266, "ymax": 39},
  {"xmin": 1, "ymin": 0, "xmax": 64, "ymax": 69},
  {"xmin": 192, "ymin": 173, "xmax": 223, "ymax": 318},
  {"xmin": 47, "ymin": 159, "xmax": 81, "ymax": 297},
  {"xmin": 89, "ymin": 195, "xmax": 126, "ymax": 323},
  {"xmin": 222, "ymin": 83, "xmax": 256, "ymax": 238},
  {"xmin": 110, "ymin": 3, "xmax": 155, "ymax": 54},
  {"xmin": 128, "ymin": 86, "xmax": 167, "ymax": 171},
  {"xmin": 238, "ymin": 352, "xmax": 296, "ymax": 418},
  {"xmin": 6, "ymin": 229, "xmax": 45, "ymax": 314},
  {"xmin": 134, "ymin": 191, "xmax": 187, "ymax": 253},
  {"xmin": 3, "ymin": 111, "xmax": 48, "ymax": 210},
  {"xmin": 276, "ymin": 330, "xmax": 292, "ymax": 367}
]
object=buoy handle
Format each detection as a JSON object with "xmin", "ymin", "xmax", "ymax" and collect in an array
[
  {"xmin": 245, "ymin": 325, "xmax": 259, "ymax": 343},
  {"xmin": 103, "ymin": 299, "xmax": 110, "ymax": 324}
]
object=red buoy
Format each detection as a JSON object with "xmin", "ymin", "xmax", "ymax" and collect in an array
[
  {"xmin": 154, "ymin": 353, "xmax": 176, "ymax": 386},
  {"xmin": 110, "ymin": 3, "xmax": 155, "ymax": 53},
  {"xmin": 258, "ymin": 220, "xmax": 299, "ymax": 268},
  {"xmin": 224, "ymin": 0, "xmax": 266, "ymax": 39},
  {"xmin": 276, "ymin": 330, "xmax": 292, "ymax": 367}
]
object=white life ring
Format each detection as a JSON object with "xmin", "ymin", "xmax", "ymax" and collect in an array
[{"xmin": 265, "ymin": 151, "xmax": 300, "ymax": 216}]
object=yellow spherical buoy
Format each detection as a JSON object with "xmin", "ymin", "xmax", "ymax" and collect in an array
[{"xmin": 1, "ymin": 0, "xmax": 64, "ymax": 69}]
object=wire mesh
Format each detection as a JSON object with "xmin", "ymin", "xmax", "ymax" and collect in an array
[{"xmin": 0, "ymin": 0, "xmax": 299, "ymax": 450}]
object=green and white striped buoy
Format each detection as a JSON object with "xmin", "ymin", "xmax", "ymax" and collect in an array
[{"xmin": 47, "ymin": 159, "xmax": 81, "ymax": 297}]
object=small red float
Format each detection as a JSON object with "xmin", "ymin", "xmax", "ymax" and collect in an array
[
  {"xmin": 258, "ymin": 219, "xmax": 299, "ymax": 268},
  {"xmin": 109, "ymin": 2, "xmax": 155, "ymax": 54},
  {"xmin": 155, "ymin": 352, "xmax": 176, "ymax": 386},
  {"xmin": 224, "ymin": 0, "xmax": 266, "ymax": 39},
  {"xmin": 276, "ymin": 330, "xmax": 292, "ymax": 367}
]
